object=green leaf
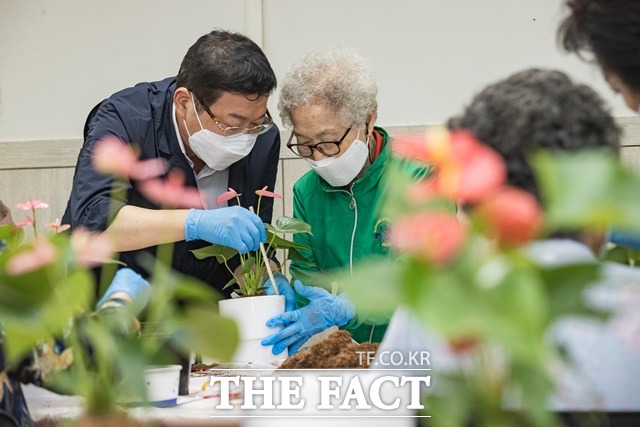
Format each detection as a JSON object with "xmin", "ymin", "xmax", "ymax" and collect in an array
[
  {"xmin": 0, "ymin": 225, "xmax": 24, "ymax": 249},
  {"xmin": 538, "ymin": 262, "xmax": 605, "ymax": 321},
  {"xmin": 532, "ymin": 150, "xmax": 640, "ymax": 231},
  {"xmin": 222, "ymin": 276, "xmax": 238, "ymax": 291},
  {"xmin": 191, "ymin": 244, "xmax": 239, "ymax": 263},
  {"xmin": 241, "ymin": 256, "xmax": 256, "ymax": 274},
  {"xmin": 286, "ymin": 247, "xmax": 312, "ymax": 264},
  {"xmin": 175, "ymin": 306, "xmax": 239, "ymax": 362},
  {"xmin": 338, "ymin": 258, "xmax": 403, "ymax": 316},
  {"xmin": 266, "ymin": 216, "xmax": 312, "ymax": 235},
  {"xmin": 266, "ymin": 231, "xmax": 310, "ymax": 251}
]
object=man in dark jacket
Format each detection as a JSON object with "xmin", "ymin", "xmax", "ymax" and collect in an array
[{"xmin": 62, "ymin": 29, "xmax": 280, "ymax": 296}]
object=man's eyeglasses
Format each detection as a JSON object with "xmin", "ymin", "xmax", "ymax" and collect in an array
[
  {"xmin": 192, "ymin": 92, "xmax": 274, "ymax": 136},
  {"xmin": 286, "ymin": 127, "xmax": 351, "ymax": 158}
]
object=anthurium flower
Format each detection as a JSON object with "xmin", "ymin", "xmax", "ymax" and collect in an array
[
  {"xmin": 448, "ymin": 336, "xmax": 479, "ymax": 354},
  {"xmin": 13, "ymin": 216, "xmax": 34, "ymax": 231},
  {"xmin": 390, "ymin": 212, "xmax": 467, "ymax": 265},
  {"xmin": 474, "ymin": 187, "xmax": 543, "ymax": 247},
  {"xmin": 139, "ymin": 169, "xmax": 204, "ymax": 208},
  {"xmin": 255, "ymin": 186, "xmax": 282, "ymax": 200},
  {"xmin": 15, "ymin": 199, "xmax": 49, "ymax": 210},
  {"xmin": 45, "ymin": 218, "xmax": 71, "ymax": 233},
  {"xmin": 70, "ymin": 228, "xmax": 115, "ymax": 268},
  {"xmin": 92, "ymin": 136, "xmax": 166, "ymax": 180},
  {"xmin": 216, "ymin": 188, "xmax": 242, "ymax": 206},
  {"xmin": 5, "ymin": 238, "xmax": 58, "ymax": 275},
  {"xmin": 395, "ymin": 130, "xmax": 506, "ymax": 204}
]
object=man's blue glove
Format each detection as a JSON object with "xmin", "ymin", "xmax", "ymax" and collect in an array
[
  {"xmin": 96, "ymin": 268, "xmax": 150, "ymax": 314},
  {"xmin": 185, "ymin": 206, "xmax": 266, "ymax": 254},
  {"xmin": 263, "ymin": 273, "xmax": 296, "ymax": 312},
  {"xmin": 261, "ymin": 280, "xmax": 356, "ymax": 355}
]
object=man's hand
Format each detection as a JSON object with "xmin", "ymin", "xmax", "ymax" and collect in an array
[{"xmin": 185, "ymin": 206, "xmax": 266, "ymax": 254}]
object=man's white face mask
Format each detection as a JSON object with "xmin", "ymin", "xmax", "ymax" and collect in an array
[
  {"xmin": 305, "ymin": 130, "xmax": 369, "ymax": 187},
  {"xmin": 183, "ymin": 93, "xmax": 257, "ymax": 171}
]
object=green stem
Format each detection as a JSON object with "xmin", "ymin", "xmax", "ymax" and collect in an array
[
  {"xmin": 31, "ymin": 207, "xmax": 37, "ymax": 238},
  {"xmin": 256, "ymin": 195, "xmax": 263, "ymax": 217}
]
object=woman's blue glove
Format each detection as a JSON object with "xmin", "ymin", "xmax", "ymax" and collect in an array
[
  {"xmin": 185, "ymin": 206, "xmax": 266, "ymax": 254},
  {"xmin": 96, "ymin": 268, "xmax": 150, "ymax": 314},
  {"xmin": 263, "ymin": 273, "xmax": 296, "ymax": 312},
  {"xmin": 261, "ymin": 280, "xmax": 356, "ymax": 355}
]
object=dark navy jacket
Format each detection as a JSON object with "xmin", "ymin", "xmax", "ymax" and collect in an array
[{"xmin": 62, "ymin": 77, "xmax": 280, "ymax": 297}]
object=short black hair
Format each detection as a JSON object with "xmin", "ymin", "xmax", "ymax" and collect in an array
[
  {"xmin": 448, "ymin": 68, "xmax": 620, "ymax": 200},
  {"xmin": 176, "ymin": 29, "xmax": 277, "ymax": 106},
  {"xmin": 558, "ymin": 0, "xmax": 640, "ymax": 92}
]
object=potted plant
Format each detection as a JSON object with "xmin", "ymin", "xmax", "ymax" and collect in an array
[
  {"xmin": 338, "ymin": 129, "xmax": 640, "ymax": 427},
  {"xmin": 191, "ymin": 187, "xmax": 312, "ymax": 365},
  {"xmin": 0, "ymin": 138, "xmax": 241, "ymax": 425}
]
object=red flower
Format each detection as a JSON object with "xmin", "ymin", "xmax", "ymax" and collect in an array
[
  {"xmin": 216, "ymin": 188, "xmax": 242, "ymax": 206},
  {"xmin": 390, "ymin": 212, "xmax": 467, "ymax": 265},
  {"xmin": 15, "ymin": 199, "xmax": 49, "ymax": 210},
  {"xmin": 139, "ymin": 169, "xmax": 204, "ymax": 209},
  {"xmin": 448, "ymin": 336, "xmax": 479, "ymax": 354},
  {"xmin": 45, "ymin": 218, "xmax": 71, "ymax": 233},
  {"xmin": 395, "ymin": 129, "xmax": 506, "ymax": 204},
  {"xmin": 13, "ymin": 216, "xmax": 34, "ymax": 231},
  {"xmin": 70, "ymin": 228, "xmax": 115, "ymax": 268},
  {"xmin": 6, "ymin": 238, "xmax": 59, "ymax": 275},
  {"xmin": 92, "ymin": 136, "xmax": 166, "ymax": 180},
  {"xmin": 255, "ymin": 186, "xmax": 282, "ymax": 200},
  {"xmin": 474, "ymin": 187, "xmax": 543, "ymax": 247}
]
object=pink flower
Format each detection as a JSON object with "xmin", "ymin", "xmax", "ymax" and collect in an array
[
  {"xmin": 13, "ymin": 216, "xmax": 34, "ymax": 231},
  {"xmin": 216, "ymin": 188, "xmax": 242, "ymax": 206},
  {"xmin": 474, "ymin": 187, "xmax": 543, "ymax": 247},
  {"xmin": 390, "ymin": 212, "xmax": 467, "ymax": 265},
  {"xmin": 92, "ymin": 136, "xmax": 166, "ymax": 180},
  {"xmin": 45, "ymin": 218, "xmax": 71, "ymax": 233},
  {"xmin": 139, "ymin": 169, "xmax": 204, "ymax": 208},
  {"xmin": 70, "ymin": 228, "xmax": 115, "ymax": 268},
  {"xmin": 5, "ymin": 238, "xmax": 59, "ymax": 275},
  {"xmin": 15, "ymin": 199, "xmax": 49, "ymax": 210},
  {"xmin": 255, "ymin": 186, "xmax": 282, "ymax": 200},
  {"xmin": 394, "ymin": 130, "xmax": 506, "ymax": 204}
]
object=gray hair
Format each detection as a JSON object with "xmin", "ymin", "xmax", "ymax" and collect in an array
[{"xmin": 278, "ymin": 47, "xmax": 378, "ymax": 129}]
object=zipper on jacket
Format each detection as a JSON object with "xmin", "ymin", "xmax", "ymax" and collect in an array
[{"xmin": 322, "ymin": 187, "xmax": 358, "ymax": 275}]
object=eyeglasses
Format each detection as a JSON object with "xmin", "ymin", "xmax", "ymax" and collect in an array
[
  {"xmin": 286, "ymin": 127, "xmax": 352, "ymax": 158},
  {"xmin": 192, "ymin": 92, "xmax": 274, "ymax": 136}
]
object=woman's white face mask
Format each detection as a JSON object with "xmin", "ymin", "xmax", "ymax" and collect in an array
[
  {"xmin": 183, "ymin": 93, "xmax": 257, "ymax": 171},
  {"xmin": 305, "ymin": 130, "xmax": 369, "ymax": 187}
]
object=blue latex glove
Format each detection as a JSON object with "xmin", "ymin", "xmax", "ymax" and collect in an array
[
  {"xmin": 185, "ymin": 207, "xmax": 266, "ymax": 254},
  {"xmin": 263, "ymin": 273, "xmax": 296, "ymax": 312},
  {"xmin": 261, "ymin": 280, "xmax": 356, "ymax": 355},
  {"xmin": 96, "ymin": 268, "xmax": 151, "ymax": 314},
  {"xmin": 610, "ymin": 229, "xmax": 640, "ymax": 250}
]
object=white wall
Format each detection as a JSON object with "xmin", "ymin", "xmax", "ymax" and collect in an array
[{"xmin": 0, "ymin": 0, "xmax": 632, "ymax": 142}]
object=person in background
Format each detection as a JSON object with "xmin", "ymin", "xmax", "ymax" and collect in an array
[
  {"xmin": 559, "ymin": 0, "xmax": 640, "ymax": 249},
  {"xmin": 61, "ymin": 29, "xmax": 283, "ymax": 297},
  {"xmin": 261, "ymin": 48, "xmax": 428, "ymax": 355},
  {"xmin": 379, "ymin": 68, "xmax": 640, "ymax": 412}
]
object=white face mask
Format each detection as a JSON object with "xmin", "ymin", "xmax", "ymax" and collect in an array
[
  {"xmin": 306, "ymin": 131, "xmax": 369, "ymax": 187},
  {"xmin": 183, "ymin": 94, "xmax": 257, "ymax": 171}
]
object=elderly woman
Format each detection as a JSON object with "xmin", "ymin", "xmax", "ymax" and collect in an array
[{"xmin": 261, "ymin": 48, "xmax": 427, "ymax": 355}]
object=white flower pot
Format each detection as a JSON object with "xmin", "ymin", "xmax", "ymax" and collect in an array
[
  {"xmin": 144, "ymin": 364, "xmax": 182, "ymax": 407},
  {"xmin": 219, "ymin": 294, "xmax": 288, "ymax": 365}
]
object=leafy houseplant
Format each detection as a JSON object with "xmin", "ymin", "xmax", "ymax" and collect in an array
[
  {"xmin": 189, "ymin": 187, "xmax": 312, "ymax": 365},
  {"xmin": 191, "ymin": 187, "xmax": 312, "ymax": 297},
  {"xmin": 0, "ymin": 136, "xmax": 241, "ymax": 425},
  {"xmin": 339, "ymin": 129, "xmax": 636, "ymax": 427}
]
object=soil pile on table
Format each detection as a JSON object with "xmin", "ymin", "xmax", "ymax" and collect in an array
[{"xmin": 280, "ymin": 330, "xmax": 379, "ymax": 369}]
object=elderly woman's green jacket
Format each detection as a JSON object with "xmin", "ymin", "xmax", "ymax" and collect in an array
[{"xmin": 289, "ymin": 126, "xmax": 430, "ymax": 343}]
